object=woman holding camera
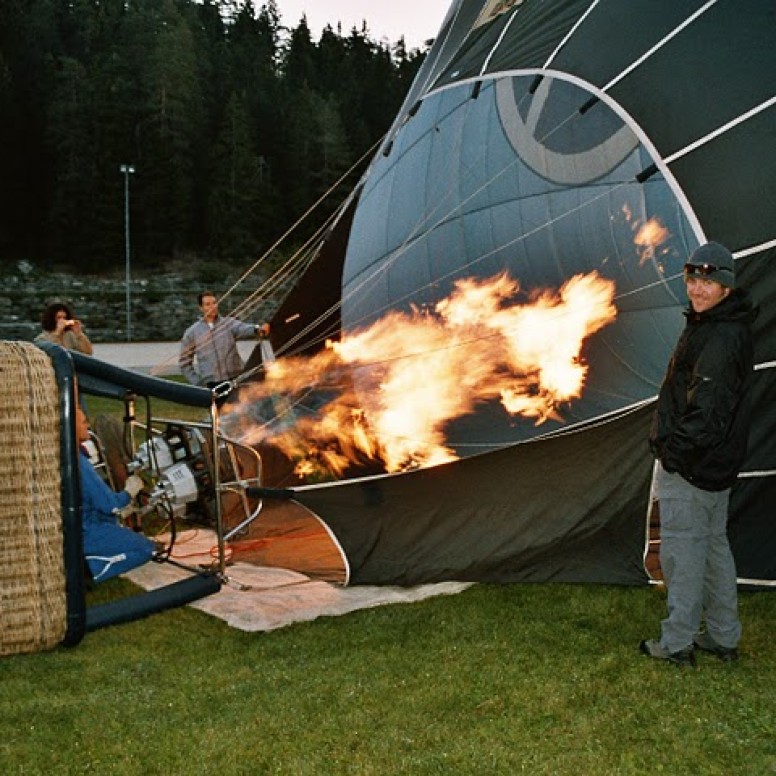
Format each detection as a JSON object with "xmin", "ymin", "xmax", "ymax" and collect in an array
[{"xmin": 35, "ymin": 301, "xmax": 94, "ymax": 355}]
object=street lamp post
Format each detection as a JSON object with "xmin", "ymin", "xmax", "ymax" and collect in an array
[{"xmin": 120, "ymin": 164, "xmax": 136, "ymax": 341}]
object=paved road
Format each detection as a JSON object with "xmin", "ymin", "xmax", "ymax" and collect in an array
[{"xmin": 92, "ymin": 341, "xmax": 255, "ymax": 376}]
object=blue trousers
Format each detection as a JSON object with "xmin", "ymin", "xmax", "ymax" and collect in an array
[
  {"xmin": 84, "ymin": 520, "xmax": 155, "ymax": 583},
  {"xmin": 655, "ymin": 463, "xmax": 741, "ymax": 653}
]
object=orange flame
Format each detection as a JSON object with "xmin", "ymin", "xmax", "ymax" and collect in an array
[
  {"xmin": 224, "ymin": 271, "xmax": 617, "ymax": 479},
  {"xmin": 620, "ymin": 206, "xmax": 671, "ymax": 267}
]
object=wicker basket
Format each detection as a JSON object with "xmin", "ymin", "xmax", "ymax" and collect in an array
[{"xmin": 0, "ymin": 342, "xmax": 67, "ymax": 656}]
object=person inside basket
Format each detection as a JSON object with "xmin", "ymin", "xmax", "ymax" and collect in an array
[{"xmin": 75, "ymin": 406, "xmax": 156, "ymax": 582}]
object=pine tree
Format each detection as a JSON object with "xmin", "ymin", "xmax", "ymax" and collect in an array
[
  {"xmin": 207, "ymin": 91, "xmax": 280, "ymax": 259},
  {"xmin": 0, "ymin": 0, "xmax": 428, "ymax": 269},
  {"xmin": 134, "ymin": 0, "xmax": 203, "ymax": 259}
]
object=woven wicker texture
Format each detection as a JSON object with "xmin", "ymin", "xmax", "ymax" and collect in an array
[{"xmin": 0, "ymin": 342, "xmax": 66, "ymax": 656}]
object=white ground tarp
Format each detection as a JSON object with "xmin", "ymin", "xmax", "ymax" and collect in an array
[{"xmin": 125, "ymin": 529, "xmax": 472, "ymax": 632}]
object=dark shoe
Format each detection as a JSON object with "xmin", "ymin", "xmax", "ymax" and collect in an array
[
  {"xmin": 693, "ymin": 632, "xmax": 739, "ymax": 662},
  {"xmin": 639, "ymin": 639, "xmax": 696, "ymax": 667}
]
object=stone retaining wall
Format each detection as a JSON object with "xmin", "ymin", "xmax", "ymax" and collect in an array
[{"xmin": 0, "ymin": 261, "xmax": 279, "ymax": 343}]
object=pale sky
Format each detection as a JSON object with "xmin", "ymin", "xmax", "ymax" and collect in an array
[{"xmin": 275, "ymin": 1, "xmax": 452, "ymax": 50}]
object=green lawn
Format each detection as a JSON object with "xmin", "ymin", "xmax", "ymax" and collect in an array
[
  {"xmin": 3, "ymin": 385, "xmax": 773, "ymax": 774},
  {"xmin": 1, "ymin": 580, "xmax": 774, "ymax": 775},
  {"xmin": 87, "ymin": 382, "xmax": 210, "ymax": 427}
]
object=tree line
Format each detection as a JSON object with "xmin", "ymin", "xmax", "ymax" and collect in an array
[{"xmin": 0, "ymin": 0, "xmax": 427, "ymax": 273}]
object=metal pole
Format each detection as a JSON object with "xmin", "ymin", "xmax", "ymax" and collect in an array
[{"xmin": 120, "ymin": 164, "xmax": 135, "ymax": 342}]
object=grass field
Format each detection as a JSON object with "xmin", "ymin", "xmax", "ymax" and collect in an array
[
  {"xmin": 2, "ymin": 390, "xmax": 774, "ymax": 775},
  {"xmin": 1, "ymin": 579, "xmax": 774, "ymax": 775}
]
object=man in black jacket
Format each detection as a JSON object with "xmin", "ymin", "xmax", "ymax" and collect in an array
[{"xmin": 641, "ymin": 242, "xmax": 756, "ymax": 667}]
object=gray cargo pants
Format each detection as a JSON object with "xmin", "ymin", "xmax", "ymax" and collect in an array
[{"xmin": 655, "ymin": 462, "xmax": 741, "ymax": 653}]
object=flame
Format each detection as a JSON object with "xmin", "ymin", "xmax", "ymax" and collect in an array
[
  {"xmin": 223, "ymin": 271, "xmax": 617, "ymax": 479},
  {"xmin": 620, "ymin": 206, "xmax": 671, "ymax": 267}
]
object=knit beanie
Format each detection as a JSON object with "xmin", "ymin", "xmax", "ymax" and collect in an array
[{"xmin": 685, "ymin": 242, "xmax": 735, "ymax": 289}]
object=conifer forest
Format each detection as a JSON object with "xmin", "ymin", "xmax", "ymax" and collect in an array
[{"xmin": 0, "ymin": 1, "xmax": 428, "ymax": 272}]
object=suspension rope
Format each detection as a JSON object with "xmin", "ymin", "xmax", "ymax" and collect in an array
[
  {"xmin": 176, "ymin": 11, "xmax": 772, "ymax": 456},
  {"xmin": 238, "ymin": 0, "xmax": 766, "ymax": 362},
  {"xmin": 219, "ymin": 136, "xmax": 384, "ymax": 307},
  {"xmin": 154, "ymin": 139, "xmax": 382, "ymax": 376}
]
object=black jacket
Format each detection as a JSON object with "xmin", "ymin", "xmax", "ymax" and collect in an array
[{"xmin": 649, "ymin": 288, "xmax": 756, "ymax": 491}]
